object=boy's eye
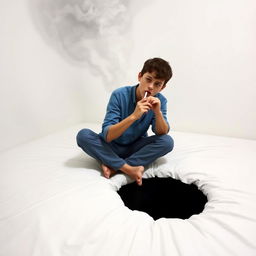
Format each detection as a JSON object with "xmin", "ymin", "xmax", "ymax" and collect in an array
[
  {"xmin": 146, "ymin": 78, "xmax": 151, "ymax": 82},
  {"xmin": 155, "ymin": 83, "xmax": 162, "ymax": 87}
]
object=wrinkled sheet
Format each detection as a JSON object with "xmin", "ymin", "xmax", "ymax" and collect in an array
[{"xmin": 0, "ymin": 123, "xmax": 256, "ymax": 256}]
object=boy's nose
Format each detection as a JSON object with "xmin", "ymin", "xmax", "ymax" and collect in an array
[{"xmin": 148, "ymin": 83, "xmax": 154, "ymax": 90}]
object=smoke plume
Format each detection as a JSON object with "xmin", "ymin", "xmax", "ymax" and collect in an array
[{"xmin": 29, "ymin": 0, "xmax": 132, "ymax": 90}]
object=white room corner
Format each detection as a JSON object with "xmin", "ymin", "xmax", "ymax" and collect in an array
[
  {"xmin": 0, "ymin": 0, "xmax": 256, "ymax": 153},
  {"xmin": 1, "ymin": 1, "xmax": 256, "ymax": 256}
]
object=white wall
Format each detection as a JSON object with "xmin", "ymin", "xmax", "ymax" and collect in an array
[
  {"xmin": 0, "ymin": 0, "xmax": 109, "ymax": 152},
  {"xmin": 127, "ymin": 0, "xmax": 256, "ymax": 139},
  {"xmin": 0, "ymin": 0, "xmax": 255, "ymax": 152}
]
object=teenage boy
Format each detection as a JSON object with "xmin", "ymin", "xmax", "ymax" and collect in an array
[{"xmin": 76, "ymin": 57, "xmax": 174, "ymax": 185}]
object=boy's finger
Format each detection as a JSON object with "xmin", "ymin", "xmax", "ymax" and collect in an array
[
  {"xmin": 140, "ymin": 98, "xmax": 148, "ymax": 103},
  {"xmin": 143, "ymin": 104, "xmax": 152, "ymax": 109}
]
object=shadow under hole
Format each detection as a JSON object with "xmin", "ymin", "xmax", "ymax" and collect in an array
[{"xmin": 117, "ymin": 177, "xmax": 208, "ymax": 220}]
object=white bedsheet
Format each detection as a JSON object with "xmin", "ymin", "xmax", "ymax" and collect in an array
[{"xmin": 0, "ymin": 123, "xmax": 256, "ymax": 256}]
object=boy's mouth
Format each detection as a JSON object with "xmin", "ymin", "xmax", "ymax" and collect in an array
[{"xmin": 144, "ymin": 91, "xmax": 151, "ymax": 98}]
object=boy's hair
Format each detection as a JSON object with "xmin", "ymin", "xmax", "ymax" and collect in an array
[{"xmin": 140, "ymin": 57, "xmax": 173, "ymax": 85}]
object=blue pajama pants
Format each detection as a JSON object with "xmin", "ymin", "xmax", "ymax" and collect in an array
[{"xmin": 76, "ymin": 128, "xmax": 174, "ymax": 171}]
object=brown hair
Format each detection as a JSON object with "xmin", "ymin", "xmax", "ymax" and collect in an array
[{"xmin": 140, "ymin": 57, "xmax": 173, "ymax": 85}]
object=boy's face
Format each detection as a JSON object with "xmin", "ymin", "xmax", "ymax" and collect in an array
[{"xmin": 137, "ymin": 72, "xmax": 166, "ymax": 100}]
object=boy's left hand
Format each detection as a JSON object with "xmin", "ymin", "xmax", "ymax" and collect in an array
[{"xmin": 147, "ymin": 96, "xmax": 161, "ymax": 113}]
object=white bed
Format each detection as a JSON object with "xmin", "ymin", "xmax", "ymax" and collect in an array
[{"xmin": 0, "ymin": 122, "xmax": 256, "ymax": 256}]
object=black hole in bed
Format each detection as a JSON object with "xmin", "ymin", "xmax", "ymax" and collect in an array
[{"xmin": 117, "ymin": 177, "xmax": 208, "ymax": 220}]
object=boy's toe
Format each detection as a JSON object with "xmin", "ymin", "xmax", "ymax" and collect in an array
[{"xmin": 137, "ymin": 177, "xmax": 142, "ymax": 186}]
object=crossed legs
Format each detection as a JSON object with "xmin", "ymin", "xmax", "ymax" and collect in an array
[{"xmin": 76, "ymin": 129, "xmax": 174, "ymax": 185}]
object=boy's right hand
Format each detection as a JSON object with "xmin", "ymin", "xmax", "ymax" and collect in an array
[{"xmin": 133, "ymin": 98, "xmax": 152, "ymax": 120}]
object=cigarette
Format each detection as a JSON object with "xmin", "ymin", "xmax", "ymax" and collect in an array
[{"xmin": 144, "ymin": 91, "xmax": 148, "ymax": 98}]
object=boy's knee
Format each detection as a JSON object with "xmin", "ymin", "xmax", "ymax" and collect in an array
[
  {"xmin": 160, "ymin": 134, "xmax": 174, "ymax": 153},
  {"xmin": 76, "ymin": 128, "xmax": 93, "ymax": 147}
]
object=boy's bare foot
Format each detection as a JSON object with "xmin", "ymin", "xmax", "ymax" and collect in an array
[
  {"xmin": 119, "ymin": 164, "xmax": 144, "ymax": 186},
  {"xmin": 101, "ymin": 164, "xmax": 116, "ymax": 179}
]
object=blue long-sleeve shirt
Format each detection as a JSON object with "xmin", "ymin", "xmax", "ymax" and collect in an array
[{"xmin": 99, "ymin": 85, "xmax": 170, "ymax": 145}]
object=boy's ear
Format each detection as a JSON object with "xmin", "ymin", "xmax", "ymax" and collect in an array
[{"xmin": 138, "ymin": 72, "xmax": 142, "ymax": 80}]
